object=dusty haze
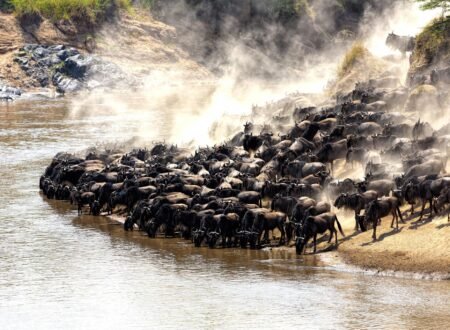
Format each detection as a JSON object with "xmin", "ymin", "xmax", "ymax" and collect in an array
[{"xmin": 68, "ymin": 2, "xmax": 441, "ymax": 147}]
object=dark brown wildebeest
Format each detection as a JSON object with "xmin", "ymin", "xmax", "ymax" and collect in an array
[
  {"xmin": 77, "ymin": 192, "xmax": 95, "ymax": 215},
  {"xmin": 250, "ymin": 211, "xmax": 287, "ymax": 248},
  {"xmin": 315, "ymin": 139, "xmax": 348, "ymax": 174},
  {"xmin": 295, "ymin": 212, "xmax": 345, "ymax": 254},
  {"xmin": 364, "ymin": 197, "xmax": 403, "ymax": 240},
  {"xmin": 356, "ymin": 179, "xmax": 394, "ymax": 197},
  {"xmin": 434, "ymin": 187, "xmax": 450, "ymax": 222},
  {"xmin": 417, "ymin": 177, "xmax": 450, "ymax": 221},
  {"xmin": 334, "ymin": 190, "xmax": 378, "ymax": 230}
]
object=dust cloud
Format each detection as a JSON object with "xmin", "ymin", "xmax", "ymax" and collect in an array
[{"xmin": 68, "ymin": 1, "xmax": 441, "ymax": 148}]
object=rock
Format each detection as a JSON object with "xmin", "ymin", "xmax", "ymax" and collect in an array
[
  {"xmin": 0, "ymin": 81, "xmax": 22, "ymax": 101},
  {"xmin": 63, "ymin": 54, "xmax": 93, "ymax": 78},
  {"xmin": 56, "ymin": 48, "xmax": 79, "ymax": 61},
  {"xmin": 52, "ymin": 72, "xmax": 83, "ymax": 93},
  {"xmin": 31, "ymin": 46, "xmax": 51, "ymax": 60},
  {"xmin": 14, "ymin": 43, "xmax": 136, "ymax": 94}
]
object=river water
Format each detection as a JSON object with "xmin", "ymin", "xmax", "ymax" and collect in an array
[{"xmin": 1, "ymin": 98, "xmax": 449, "ymax": 329}]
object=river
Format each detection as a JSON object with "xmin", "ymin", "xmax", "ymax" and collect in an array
[{"xmin": 1, "ymin": 98, "xmax": 449, "ymax": 329}]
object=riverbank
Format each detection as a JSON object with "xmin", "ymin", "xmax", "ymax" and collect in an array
[{"xmin": 331, "ymin": 210, "xmax": 450, "ymax": 279}]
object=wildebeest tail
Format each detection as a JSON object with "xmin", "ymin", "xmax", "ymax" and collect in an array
[{"xmin": 334, "ymin": 216, "xmax": 345, "ymax": 237}]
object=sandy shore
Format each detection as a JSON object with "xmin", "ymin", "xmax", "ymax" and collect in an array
[{"xmin": 333, "ymin": 209, "xmax": 450, "ymax": 277}]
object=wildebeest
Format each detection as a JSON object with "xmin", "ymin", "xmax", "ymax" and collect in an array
[
  {"xmin": 316, "ymin": 139, "xmax": 347, "ymax": 173},
  {"xmin": 417, "ymin": 177, "xmax": 450, "ymax": 221},
  {"xmin": 243, "ymin": 134, "xmax": 263, "ymax": 154},
  {"xmin": 271, "ymin": 194, "xmax": 297, "ymax": 216},
  {"xmin": 385, "ymin": 32, "xmax": 415, "ymax": 54},
  {"xmin": 434, "ymin": 187, "xmax": 450, "ymax": 222},
  {"xmin": 215, "ymin": 213, "xmax": 240, "ymax": 248},
  {"xmin": 364, "ymin": 197, "xmax": 403, "ymax": 240},
  {"xmin": 77, "ymin": 192, "xmax": 95, "ymax": 215},
  {"xmin": 250, "ymin": 211, "xmax": 286, "ymax": 248},
  {"xmin": 334, "ymin": 190, "xmax": 378, "ymax": 230},
  {"xmin": 356, "ymin": 179, "xmax": 394, "ymax": 197},
  {"xmin": 237, "ymin": 191, "xmax": 262, "ymax": 206},
  {"xmin": 295, "ymin": 212, "xmax": 345, "ymax": 254}
]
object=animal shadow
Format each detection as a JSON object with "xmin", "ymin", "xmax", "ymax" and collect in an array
[
  {"xmin": 437, "ymin": 222, "xmax": 450, "ymax": 229},
  {"xmin": 360, "ymin": 227, "xmax": 403, "ymax": 246}
]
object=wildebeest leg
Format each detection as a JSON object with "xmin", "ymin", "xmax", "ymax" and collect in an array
[
  {"xmin": 372, "ymin": 219, "xmax": 377, "ymax": 240},
  {"xmin": 354, "ymin": 209, "xmax": 360, "ymax": 231},
  {"xmin": 397, "ymin": 206, "xmax": 404, "ymax": 224},
  {"xmin": 263, "ymin": 229, "xmax": 269, "ymax": 244},
  {"xmin": 278, "ymin": 224, "xmax": 286, "ymax": 246},
  {"xmin": 313, "ymin": 234, "xmax": 317, "ymax": 253},
  {"xmin": 328, "ymin": 229, "xmax": 333, "ymax": 243},
  {"xmin": 334, "ymin": 226, "xmax": 338, "ymax": 246},
  {"xmin": 390, "ymin": 210, "xmax": 396, "ymax": 228},
  {"xmin": 418, "ymin": 201, "xmax": 426, "ymax": 221},
  {"xmin": 428, "ymin": 199, "xmax": 433, "ymax": 219}
]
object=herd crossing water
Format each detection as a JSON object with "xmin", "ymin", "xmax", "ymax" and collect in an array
[{"xmin": 1, "ymin": 99, "xmax": 450, "ymax": 329}]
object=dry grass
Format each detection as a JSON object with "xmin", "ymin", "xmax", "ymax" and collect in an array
[{"xmin": 337, "ymin": 41, "xmax": 369, "ymax": 79}]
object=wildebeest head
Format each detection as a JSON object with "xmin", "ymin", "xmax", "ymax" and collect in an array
[
  {"xmin": 207, "ymin": 231, "xmax": 220, "ymax": 248},
  {"xmin": 355, "ymin": 181, "xmax": 367, "ymax": 193},
  {"xmin": 394, "ymin": 175, "xmax": 404, "ymax": 189},
  {"xmin": 243, "ymin": 122, "xmax": 253, "ymax": 134},
  {"xmin": 144, "ymin": 219, "xmax": 158, "ymax": 238},
  {"xmin": 334, "ymin": 193, "xmax": 348, "ymax": 208},
  {"xmin": 295, "ymin": 234, "xmax": 307, "ymax": 254}
]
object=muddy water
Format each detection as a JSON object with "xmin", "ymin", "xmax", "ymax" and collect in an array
[{"xmin": 1, "ymin": 99, "xmax": 450, "ymax": 329}]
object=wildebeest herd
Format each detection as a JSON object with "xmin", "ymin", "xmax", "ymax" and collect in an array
[{"xmin": 40, "ymin": 79, "xmax": 450, "ymax": 255}]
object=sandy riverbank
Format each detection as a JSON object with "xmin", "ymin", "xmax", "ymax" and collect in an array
[{"xmin": 334, "ymin": 210, "xmax": 450, "ymax": 277}]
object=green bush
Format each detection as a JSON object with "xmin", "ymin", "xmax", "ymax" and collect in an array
[{"xmin": 10, "ymin": 0, "xmax": 131, "ymax": 21}]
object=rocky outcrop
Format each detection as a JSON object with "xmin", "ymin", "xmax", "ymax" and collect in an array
[
  {"xmin": 0, "ymin": 80, "xmax": 21, "ymax": 101},
  {"xmin": 14, "ymin": 44, "xmax": 137, "ymax": 93}
]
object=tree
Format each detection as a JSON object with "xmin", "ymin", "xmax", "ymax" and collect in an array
[{"xmin": 415, "ymin": 0, "xmax": 450, "ymax": 18}]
